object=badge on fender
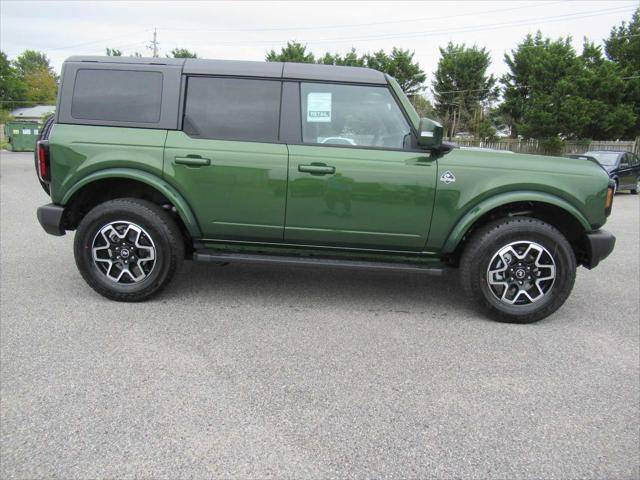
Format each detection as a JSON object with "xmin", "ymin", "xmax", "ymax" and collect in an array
[{"xmin": 440, "ymin": 170, "xmax": 456, "ymax": 184}]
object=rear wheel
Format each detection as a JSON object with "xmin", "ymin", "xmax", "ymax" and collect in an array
[
  {"xmin": 631, "ymin": 177, "xmax": 638, "ymax": 195},
  {"xmin": 74, "ymin": 198, "xmax": 184, "ymax": 301},
  {"xmin": 460, "ymin": 217, "xmax": 576, "ymax": 323}
]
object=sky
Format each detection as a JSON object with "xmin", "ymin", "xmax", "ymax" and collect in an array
[{"xmin": 1, "ymin": 0, "xmax": 637, "ymax": 89}]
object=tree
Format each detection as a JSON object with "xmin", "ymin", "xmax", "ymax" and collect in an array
[
  {"xmin": 501, "ymin": 32, "xmax": 636, "ymax": 140},
  {"xmin": 105, "ymin": 48, "xmax": 122, "ymax": 56},
  {"xmin": 477, "ymin": 119, "xmax": 497, "ymax": 141},
  {"xmin": 575, "ymin": 41, "xmax": 635, "ymax": 139},
  {"xmin": 501, "ymin": 33, "xmax": 583, "ymax": 139},
  {"xmin": 266, "ymin": 41, "xmax": 315, "ymax": 63},
  {"xmin": 0, "ymin": 51, "xmax": 25, "ymax": 110},
  {"xmin": 604, "ymin": 7, "xmax": 640, "ymax": 137},
  {"xmin": 12, "ymin": 50, "xmax": 57, "ymax": 106},
  {"xmin": 432, "ymin": 43, "xmax": 497, "ymax": 138},
  {"xmin": 409, "ymin": 94, "xmax": 436, "ymax": 119},
  {"xmin": 265, "ymin": 44, "xmax": 426, "ymax": 95},
  {"xmin": 13, "ymin": 50, "xmax": 55, "ymax": 78},
  {"xmin": 364, "ymin": 48, "xmax": 425, "ymax": 95},
  {"xmin": 23, "ymin": 68, "xmax": 57, "ymax": 104},
  {"xmin": 169, "ymin": 48, "xmax": 198, "ymax": 58},
  {"xmin": 317, "ymin": 48, "xmax": 364, "ymax": 67}
]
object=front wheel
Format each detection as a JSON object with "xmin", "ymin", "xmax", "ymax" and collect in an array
[
  {"xmin": 74, "ymin": 198, "xmax": 184, "ymax": 301},
  {"xmin": 460, "ymin": 217, "xmax": 576, "ymax": 323}
]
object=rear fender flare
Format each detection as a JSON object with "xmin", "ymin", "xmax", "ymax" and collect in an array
[{"xmin": 61, "ymin": 168, "xmax": 202, "ymax": 238}]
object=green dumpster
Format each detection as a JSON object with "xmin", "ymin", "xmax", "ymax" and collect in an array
[{"xmin": 5, "ymin": 121, "xmax": 40, "ymax": 152}]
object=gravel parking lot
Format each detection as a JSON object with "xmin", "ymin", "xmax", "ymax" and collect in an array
[{"xmin": 1, "ymin": 150, "xmax": 638, "ymax": 479}]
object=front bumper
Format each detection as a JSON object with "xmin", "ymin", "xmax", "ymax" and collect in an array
[
  {"xmin": 583, "ymin": 229, "xmax": 615, "ymax": 269},
  {"xmin": 37, "ymin": 203, "xmax": 66, "ymax": 236}
]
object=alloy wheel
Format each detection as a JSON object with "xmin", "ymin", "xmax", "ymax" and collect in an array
[
  {"xmin": 91, "ymin": 221, "xmax": 156, "ymax": 283},
  {"xmin": 486, "ymin": 241, "xmax": 556, "ymax": 305}
]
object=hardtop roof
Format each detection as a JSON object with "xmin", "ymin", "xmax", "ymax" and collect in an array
[{"xmin": 64, "ymin": 56, "xmax": 388, "ymax": 84}]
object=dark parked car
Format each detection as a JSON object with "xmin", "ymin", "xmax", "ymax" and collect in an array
[{"xmin": 567, "ymin": 151, "xmax": 639, "ymax": 194}]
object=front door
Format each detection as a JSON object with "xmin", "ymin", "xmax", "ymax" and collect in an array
[
  {"xmin": 284, "ymin": 82, "xmax": 437, "ymax": 251},
  {"xmin": 164, "ymin": 76, "xmax": 288, "ymax": 241}
]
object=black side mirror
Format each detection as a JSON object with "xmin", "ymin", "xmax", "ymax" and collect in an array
[{"xmin": 417, "ymin": 118, "xmax": 443, "ymax": 150}]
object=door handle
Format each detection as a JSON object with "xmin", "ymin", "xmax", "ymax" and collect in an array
[
  {"xmin": 175, "ymin": 156, "xmax": 211, "ymax": 167},
  {"xmin": 298, "ymin": 163, "xmax": 335, "ymax": 175}
]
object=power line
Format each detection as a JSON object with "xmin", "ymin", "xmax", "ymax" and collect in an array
[
  {"xmin": 207, "ymin": 5, "xmax": 636, "ymax": 46},
  {"xmin": 46, "ymin": 32, "xmax": 148, "ymax": 52},
  {"xmin": 158, "ymin": 1, "xmax": 566, "ymax": 33}
]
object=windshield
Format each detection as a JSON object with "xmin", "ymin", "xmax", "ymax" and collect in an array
[{"xmin": 584, "ymin": 152, "xmax": 620, "ymax": 166}]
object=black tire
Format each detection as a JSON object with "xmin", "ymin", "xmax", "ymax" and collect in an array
[
  {"xmin": 631, "ymin": 177, "xmax": 638, "ymax": 195},
  {"xmin": 460, "ymin": 217, "xmax": 576, "ymax": 323},
  {"xmin": 74, "ymin": 198, "xmax": 184, "ymax": 301}
]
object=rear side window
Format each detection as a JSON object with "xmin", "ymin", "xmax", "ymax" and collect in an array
[
  {"xmin": 71, "ymin": 69, "xmax": 163, "ymax": 123},
  {"xmin": 184, "ymin": 77, "xmax": 281, "ymax": 142}
]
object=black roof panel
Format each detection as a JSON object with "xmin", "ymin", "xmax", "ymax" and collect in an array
[
  {"xmin": 65, "ymin": 56, "xmax": 387, "ymax": 84},
  {"xmin": 282, "ymin": 62, "xmax": 386, "ymax": 84},
  {"xmin": 65, "ymin": 56, "xmax": 185, "ymax": 66},
  {"xmin": 183, "ymin": 58, "xmax": 283, "ymax": 77}
]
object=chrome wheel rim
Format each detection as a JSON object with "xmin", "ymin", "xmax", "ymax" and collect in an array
[
  {"xmin": 91, "ymin": 221, "xmax": 156, "ymax": 283},
  {"xmin": 486, "ymin": 241, "xmax": 556, "ymax": 305}
]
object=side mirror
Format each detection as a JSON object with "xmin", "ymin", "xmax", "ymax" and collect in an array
[{"xmin": 418, "ymin": 118, "xmax": 443, "ymax": 150}]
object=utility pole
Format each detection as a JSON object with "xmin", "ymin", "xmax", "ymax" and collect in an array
[{"xmin": 147, "ymin": 28, "xmax": 159, "ymax": 58}]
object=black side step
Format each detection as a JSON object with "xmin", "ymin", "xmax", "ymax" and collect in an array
[{"xmin": 193, "ymin": 251, "xmax": 447, "ymax": 275}]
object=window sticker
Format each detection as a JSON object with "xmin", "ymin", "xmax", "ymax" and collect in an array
[
  {"xmin": 22, "ymin": 129, "xmax": 31, "ymax": 134},
  {"xmin": 12, "ymin": 129, "xmax": 19, "ymax": 134},
  {"xmin": 307, "ymin": 92, "xmax": 332, "ymax": 123}
]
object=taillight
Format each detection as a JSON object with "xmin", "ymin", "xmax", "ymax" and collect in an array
[
  {"xmin": 605, "ymin": 183, "xmax": 614, "ymax": 216},
  {"xmin": 36, "ymin": 141, "xmax": 50, "ymax": 183}
]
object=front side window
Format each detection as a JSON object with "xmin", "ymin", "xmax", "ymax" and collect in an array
[
  {"xmin": 184, "ymin": 77, "xmax": 281, "ymax": 142},
  {"xmin": 300, "ymin": 83, "xmax": 411, "ymax": 149},
  {"xmin": 72, "ymin": 69, "xmax": 163, "ymax": 123}
]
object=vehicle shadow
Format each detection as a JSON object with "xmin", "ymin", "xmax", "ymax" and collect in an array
[{"xmin": 163, "ymin": 259, "xmax": 480, "ymax": 318}]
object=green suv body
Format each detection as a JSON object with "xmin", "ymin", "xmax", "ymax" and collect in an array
[{"xmin": 36, "ymin": 56, "xmax": 615, "ymax": 323}]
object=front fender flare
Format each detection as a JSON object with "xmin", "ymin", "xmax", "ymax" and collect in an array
[
  {"xmin": 61, "ymin": 168, "xmax": 202, "ymax": 238},
  {"xmin": 441, "ymin": 191, "xmax": 591, "ymax": 254}
]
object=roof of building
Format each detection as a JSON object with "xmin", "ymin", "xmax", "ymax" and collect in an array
[
  {"xmin": 64, "ymin": 56, "xmax": 388, "ymax": 85},
  {"xmin": 10, "ymin": 105, "xmax": 56, "ymax": 119}
]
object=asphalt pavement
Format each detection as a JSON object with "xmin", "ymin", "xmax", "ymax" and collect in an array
[{"xmin": 1, "ymin": 150, "xmax": 638, "ymax": 479}]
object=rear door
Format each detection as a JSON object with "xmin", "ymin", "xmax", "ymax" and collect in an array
[
  {"xmin": 164, "ymin": 76, "xmax": 288, "ymax": 241},
  {"xmin": 621, "ymin": 153, "xmax": 636, "ymax": 188},
  {"xmin": 283, "ymin": 82, "xmax": 437, "ymax": 251}
]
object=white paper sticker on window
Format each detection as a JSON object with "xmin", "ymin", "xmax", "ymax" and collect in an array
[
  {"xmin": 34, "ymin": 129, "xmax": 39, "ymax": 135},
  {"xmin": 22, "ymin": 129, "xmax": 31, "ymax": 134},
  {"xmin": 307, "ymin": 92, "xmax": 332, "ymax": 123},
  {"xmin": 12, "ymin": 129, "xmax": 19, "ymax": 134}
]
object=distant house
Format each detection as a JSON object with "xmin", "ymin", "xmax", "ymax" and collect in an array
[{"xmin": 9, "ymin": 105, "xmax": 56, "ymax": 123}]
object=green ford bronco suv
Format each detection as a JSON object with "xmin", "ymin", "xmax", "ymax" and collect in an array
[{"xmin": 36, "ymin": 56, "xmax": 616, "ymax": 323}]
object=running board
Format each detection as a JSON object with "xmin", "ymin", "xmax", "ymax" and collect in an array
[{"xmin": 193, "ymin": 250, "xmax": 448, "ymax": 275}]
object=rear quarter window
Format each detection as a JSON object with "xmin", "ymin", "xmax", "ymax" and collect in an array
[{"xmin": 71, "ymin": 69, "xmax": 163, "ymax": 123}]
